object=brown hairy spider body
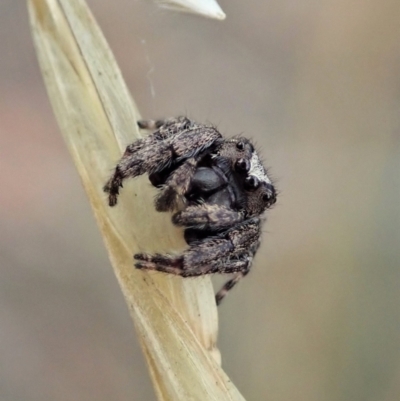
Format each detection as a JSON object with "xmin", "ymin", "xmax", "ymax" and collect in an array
[{"xmin": 104, "ymin": 117, "xmax": 277, "ymax": 305}]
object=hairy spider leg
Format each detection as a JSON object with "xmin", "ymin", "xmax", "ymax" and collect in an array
[
  {"xmin": 104, "ymin": 118, "xmax": 222, "ymax": 206},
  {"xmin": 134, "ymin": 218, "xmax": 261, "ymax": 305},
  {"xmin": 172, "ymin": 204, "xmax": 244, "ymax": 231},
  {"xmin": 155, "ymin": 157, "xmax": 199, "ymax": 212},
  {"xmin": 215, "ymin": 263, "xmax": 252, "ymax": 305}
]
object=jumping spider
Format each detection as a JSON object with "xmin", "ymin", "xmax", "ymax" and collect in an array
[{"xmin": 104, "ymin": 117, "xmax": 276, "ymax": 304}]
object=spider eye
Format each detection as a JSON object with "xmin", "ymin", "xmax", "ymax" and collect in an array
[
  {"xmin": 262, "ymin": 189, "xmax": 277, "ymax": 206},
  {"xmin": 244, "ymin": 176, "xmax": 259, "ymax": 191},
  {"xmin": 236, "ymin": 141, "xmax": 245, "ymax": 150},
  {"xmin": 235, "ymin": 158, "xmax": 250, "ymax": 173}
]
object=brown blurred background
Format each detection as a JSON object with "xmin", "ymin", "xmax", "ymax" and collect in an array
[{"xmin": 1, "ymin": 1, "xmax": 400, "ymax": 400}]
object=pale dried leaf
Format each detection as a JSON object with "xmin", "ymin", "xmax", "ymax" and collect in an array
[
  {"xmin": 156, "ymin": 0, "xmax": 226, "ymax": 20},
  {"xmin": 28, "ymin": 0, "xmax": 244, "ymax": 400}
]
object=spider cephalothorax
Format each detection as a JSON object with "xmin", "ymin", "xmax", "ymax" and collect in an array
[{"xmin": 104, "ymin": 117, "xmax": 277, "ymax": 304}]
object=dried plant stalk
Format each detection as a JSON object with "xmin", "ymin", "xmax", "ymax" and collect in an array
[{"xmin": 28, "ymin": 0, "xmax": 245, "ymax": 400}]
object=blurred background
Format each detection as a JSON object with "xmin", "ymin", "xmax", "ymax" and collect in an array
[{"xmin": 1, "ymin": 0, "xmax": 400, "ymax": 400}]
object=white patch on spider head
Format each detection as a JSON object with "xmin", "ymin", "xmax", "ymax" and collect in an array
[{"xmin": 249, "ymin": 151, "xmax": 271, "ymax": 184}]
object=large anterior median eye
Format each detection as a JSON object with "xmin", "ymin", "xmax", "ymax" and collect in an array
[
  {"xmin": 262, "ymin": 184, "xmax": 277, "ymax": 206},
  {"xmin": 236, "ymin": 141, "xmax": 245, "ymax": 150},
  {"xmin": 235, "ymin": 158, "xmax": 250, "ymax": 173},
  {"xmin": 244, "ymin": 175, "xmax": 259, "ymax": 191},
  {"xmin": 263, "ymin": 192, "xmax": 276, "ymax": 205}
]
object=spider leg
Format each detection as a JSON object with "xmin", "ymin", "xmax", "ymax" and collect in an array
[
  {"xmin": 156, "ymin": 159, "xmax": 233, "ymax": 213},
  {"xmin": 134, "ymin": 253, "xmax": 181, "ymax": 264},
  {"xmin": 134, "ymin": 237, "xmax": 233, "ymax": 271},
  {"xmin": 135, "ymin": 217, "xmax": 261, "ymax": 272},
  {"xmin": 134, "ymin": 253, "xmax": 183, "ymax": 274},
  {"xmin": 135, "ymin": 218, "xmax": 261, "ymax": 305},
  {"xmin": 138, "ymin": 116, "xmax": 193, "ymax": 137},
  {"xmin": 104, "ymin": 120, "xmax": 222, "ymax": 206},
  {"xmin": 215, "ymin": 261, "xmax": 252, "ymax": 305},
  {"xmin": 104, "ymin": 117, "xmax": 198, "ymax": 205},
  {"xmin": 135, "ymin": 257, "xmax": 210, "ymax": 276},
  {"xmin": 155, "ymin": 157, "xmax": 198, "ymax": 211},
  {"xmin": 172, "ymin": 204, "xmax": 244, "ymax": 231},
  {"xmin": 135, "ymin": 251, "xmax": 253, "ymax": 305},
  {"xmin": 135, "ymin": 253, "xmax": 248, "ymax": 274}
]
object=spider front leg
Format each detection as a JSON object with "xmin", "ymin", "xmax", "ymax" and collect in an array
[
  {"xmin": 154, "ymin": 157, "xmax": 199, "ymax": 212},
  {"xmin": 104, "ymin": 119, "xmax": 222, "ymax": 206}
]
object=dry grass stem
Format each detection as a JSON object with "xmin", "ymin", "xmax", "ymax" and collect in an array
[{"xmin": 28, "ymin": 0, "xmax": 244, "ymax": 400}]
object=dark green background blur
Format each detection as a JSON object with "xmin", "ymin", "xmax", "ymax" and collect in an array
[{"xmin": 1, "ymin": 1, "xmax": 399, "ymax": 400}]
